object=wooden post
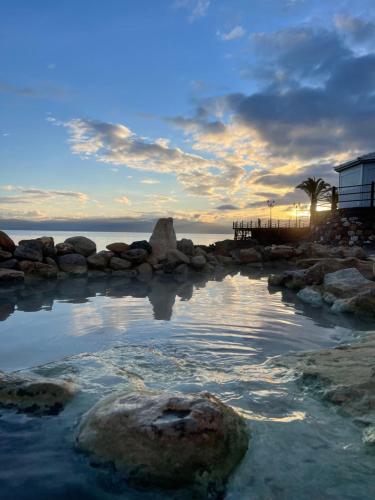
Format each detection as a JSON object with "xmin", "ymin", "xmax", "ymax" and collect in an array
[
  {"xmin": 371, "ymin": 181, "xmax": 375, "ymax": 209},
  {"xmin": 331, "ymin": 186, "xmax": 338, "ymax": 212}
]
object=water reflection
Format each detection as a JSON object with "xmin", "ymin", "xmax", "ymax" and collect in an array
[{"xmin": 0, "ymin": 267, "xmax": 372, "ymax": 332}]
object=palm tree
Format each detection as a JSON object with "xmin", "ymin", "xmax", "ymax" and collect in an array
[{"xmin": 296, "ymin": 177, "xmax": 331, "ymax": 224}]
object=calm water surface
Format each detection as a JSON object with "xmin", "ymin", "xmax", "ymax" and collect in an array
[{"xmin": 0, "ymin": 232, "xmax": 375, "ymax": 499}]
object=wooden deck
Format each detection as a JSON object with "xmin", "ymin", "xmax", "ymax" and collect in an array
[{"xmin": 233, "ymin": 220, "xmax": 310, "ymax": 244}]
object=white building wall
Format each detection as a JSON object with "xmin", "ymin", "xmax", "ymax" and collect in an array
[{"xmin": 338, "ymin": 164, "xmax": 363, "ymax": 208}]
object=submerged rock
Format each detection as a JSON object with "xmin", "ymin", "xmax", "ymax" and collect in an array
[
  {"xmin": 77, "ymin": 391, "xmax": 249, "ymax": 494},
  {"xmin": 0, "ymin": 371, "xmax": 76, "ymax": 415},
  {"xmin": 297, "ymin": 286, "xmax": 323, "ymax": 307},
  {"xmin": 276, "ymin": 332, "xmax": 375, "ymax": 425}
]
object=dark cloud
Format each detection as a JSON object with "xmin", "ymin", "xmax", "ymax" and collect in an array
[
  {"xmin": 165, "ymin": 115, "xmax": 226, "ymax": 135},
  {"xmin": 335, "ymin": 14, "xmax": 375, "ymax": 45},
  {"xmin": 215, "ymin": 204, "xmax": 240, "ymax": 210},
  {"xmin": 254, "ymin": 162, "xmax": 338, "ymax": 187}
]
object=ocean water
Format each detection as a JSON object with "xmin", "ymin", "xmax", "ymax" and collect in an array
[
  {"xmin": 0, "ymin": 233, "xmax": 375, "ymax": 499},
  {"xmin": 7, "ymin": 230, "xmax": 232, "ymax": 250}
]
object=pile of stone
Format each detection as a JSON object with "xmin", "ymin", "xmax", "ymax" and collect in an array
[
  {"xmin": 269, "ymin": 243, "xmax": 375, "ymax": 318},
  {"xmin": 0, "ymin": 218, "xmax": 317, "ymax": 285},
  {"xmin": 312, "ymin": 213, "xmax": 375, "ymax": 246}
]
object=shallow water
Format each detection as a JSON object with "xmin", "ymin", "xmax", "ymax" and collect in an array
[{"xmin": 0, "ymin": 269, "xmax": 375, "ymax": 499}]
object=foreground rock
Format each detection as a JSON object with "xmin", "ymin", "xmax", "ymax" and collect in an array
[
  {"xmin": 0, "ymin": 230, "xmax": 16, "ymax": 252},
  {"xmin": 0, "ymin": 268, "xmax": 24, "ymax": 283},
  {"xmin": 57, "ymin": 253, "xmax": 88, "ymax": 276},
  {"xmin": 276, "ymin": 332, "xmax": 375, "ymax": 440},
  {"xmin": 77, "ymin": 391, "xmax": 249, "ymax": 494},
  {"xmin": 0, "ymin": 371, "xmax": 76, "ymax": 415}
]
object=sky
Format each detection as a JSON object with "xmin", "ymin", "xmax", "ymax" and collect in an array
[{"xmin": 1, "ymin": 0, "xmax": 375, "ymax": 232}]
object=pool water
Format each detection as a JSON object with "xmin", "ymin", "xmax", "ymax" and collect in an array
[{"xmin": 0, "ymin": 270, "xmax": 374, "ymax": 499}]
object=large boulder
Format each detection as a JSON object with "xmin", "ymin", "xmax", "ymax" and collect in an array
[
  {"xmin": 177, "ymin": 238, "xmax": 195, "ymax": 256},
  {"xmin": 323, "ymin": 268, "xmax": 375, "ymax": 299},
  {"xmin": 57, "ymin": 254, "xmax": 88, "ymax": 276},
  {"xmin": 87, "ymin": 252, "xmax": 111, "ymax": 270},
  {"xmin": 301, "ymin": 258, "xmax": 374, "ymax": 284},
  {"xmin": 149, "ymin": 218, "xmax": 177, "ymax": 261},
  {"xmin": 238, "ymin": 248, "xmax": 262, "ymax": 264},
  {"xmin": 14, "ymin": 240, "xmax": 43, "ymax": 262},
  {"xmin": 77, "ymin": 391, "xmax": 249, "ymax": 494},
  {"xmin": 0, "ymin": 258, "xmax": 18, "ymax": 269},
  {"xmin": 18, "ymin": 260, "xmax": 58, "ymax": 279},
  {"xmin": 0, "ymin": 371, "xmax": 76, "ymax": 415},
  {"xmin": 129, "ymin": 240, "xmax": 152, "ymax": 254},
  {"xmin": 190, "ymin": 255, "xmax": 206, "ymax": 270},
  {"xmin": 64, "ymin": 236, "xmax": 96, "ymax": 257},
  {"xmin": 0, "ymin": 230, "xmax": 16, "ymax": 252},
  {"xmin": 122, "ymin": 248, "xmax": 148, "ymax": 265},
  {"xmin": 0, "ymin": 268, "xmax": 24, "ymax": 283},
  {"xmin": 55, "ymin": 242, "xmax": 75, "ymax": 255},
  {"xmin": 332, "ymin": 288, "xmax": 375, "ymax": 317},
  {"xmin": 37, "ymin": 236, "xmax": 56, "ymax": 257},
  {"xmin": 106, "ymin": 242, "xmax": 129, "ymax": 253},
  {"xmin": 0, "ymin": 249, "xmax": 13, "ymax": 261},
  {"xmin": 265, "ymin": 245, "xmax": 295, "ymax": 260},
  {"xmin": 109, "ymin": 256, "xmax": 132, "ymax": 270},
  {"xmin": 166, "ymin": 249, "xmax": 190, "ymax": 265}
]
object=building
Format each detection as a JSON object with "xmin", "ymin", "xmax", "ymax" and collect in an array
[{"xmin": 335, "ymin": 152, "xmax": 375, "ymax": 208}]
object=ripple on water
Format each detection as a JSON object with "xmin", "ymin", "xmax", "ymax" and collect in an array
[{"xmin": 0, "ymin": 273, "xmax": 374, "ymax": 499}]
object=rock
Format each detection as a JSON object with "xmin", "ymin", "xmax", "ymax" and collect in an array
[
  {"xmin": 37, "ymin": 236, "xmax": 56, "ymax": 257},
  {"xmin": 238, "ymin": 248, "xmax": 262, "ymax": 264},
  {"xmin": 0, "ymin": 371, "xmax": 76, "ymax": 415},
  {"xmin": 106, "ymin": 242, "xmax": 129, "ymax": 253},
  {"xmin": 0, "ymin": 268, "xmax": 24, "ymax": 283},
  {"xmin": 112, "ymin": 269, "xmax": 137, "ymax": 278},
  {"xmin": 166, "ymin": 249, "xmax": 190, "ymax": 265},
  {"xmin": 123, "ymin": 248, "xmax": 148, "ymax": 265},
  {"xmin": 18, "ymin": 261, "xmax": 58, "ymax": 280},
  {"xmin": 109, "ymin": 256, "xmax": 132, "ymax": 270},
  {"xmin": 363, "ymin": 426, "xmax": 375, "ymax": 445},
  {"xmin": 45, "ymin": 256, "xmax": 59, "ymax": 269},
  {"xmin": 0, "ymin": 258, "xmax": 18, "ymax": 269},
  {"xmin": 149, "ymin": 217, "xmax": 177, "ymax": 261},
  {"xmin": 195, "ymin": 246, "xmax": 208, "ymax": 258},
  {"xmin": 190, "ymin": 255, "xmax": 206, "ymax": 270},
  {"xmin": 137, "ymin": 262, "xmax": 153, "ymax": 278},
  {"xmin": 77, "ymin": 391, "xmax": 249, "ymax": 493},
  {"xmin": 55, "ymin": 242, "xmax": 75, "ymax": 255},
  {"xmin": 265, "ymin": 245, "xmax": 295, "ymax": 260},
  {"xmin": 297, "ymin": 287, "xmax": 323, "ymax": 307},
  {"xmin": 87, "ymin": 253, "xmax": 108, "ymax": 270},
  {"xmin": 277, "ymin": 332, "xmax": 375, "ymax": 422},
  {"xmin": 57, "ymin": 254, "xmax": 88, "ymax": 276},
  {"xmin": 177, "ymin": 238, "xmax": 195, "ymax": 256},
  {"xmin": 64, "ymin": 236, "xmax": 96, "ymax": 257},
  {"xmin": 282, "ymin": 270, "xmax": 306, "ymax": 290},
  {"xmin": 174, "ymin": 263, "xmax": 189, "ymax": 275},
  {"xmin": 129, "ymin": 240, "xmax": 152, "ymax": 254},
  {"xmin": 14, "ymin": 240, "xmax": 43, "ymax": 262},
  {"xmin": 323, "ymin": 268, "xmax": 375, "ymax": 298},
  {"xmin": 0, "ymin": 230, "xmax": 16, "ymax": 252},
  {"xmin": 0, "ymin": 249, "xmax": 12, "ymax": 261},
  {"xmin": 304, "ymin": 258, "xmax": 369, "ymax": 285},
  {"xmin": 332, "ymin": 288, "xmax": 375, "ymax": 317},
  {"xmin": 268, "ymin": 273, "xmax": 285, "ymax": 286},
  {"xmin": 216, "ymin": 255, "xmax": 234, "ymax": 266}
]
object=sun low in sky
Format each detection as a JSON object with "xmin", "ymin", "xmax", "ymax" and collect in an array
[{"xmin": 1, "ymin": 0, "xmax": 375, "ymax": 232}]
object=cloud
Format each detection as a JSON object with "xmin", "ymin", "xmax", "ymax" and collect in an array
[
  {"xmin": 0, "ymin": 186, "xmax": 89, "ymax": 203},
  {"xmin": 215, "ymin": 204, "xmax": 240, "ymax": 210},
  {"xmin": 140, "ymin": 179, "xmax": 160, "ymax": 184},
  {"xmin": 334, "ymin": 14, "xmax": 375, "ymax": 46},
  {"xmin": 115, "ymin": 195, "xmax": 132, "ymax": 205},
  {"xmin": 217, "ymin": 26, "xmax": 246, "ymax": 41},
  {"xmin": 54, "ymin": 117, "xmax": 246, "ymax": 199},
  {"xmin": 174, "ymin": 0, "xmax": 210, "ymax": 22}
]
